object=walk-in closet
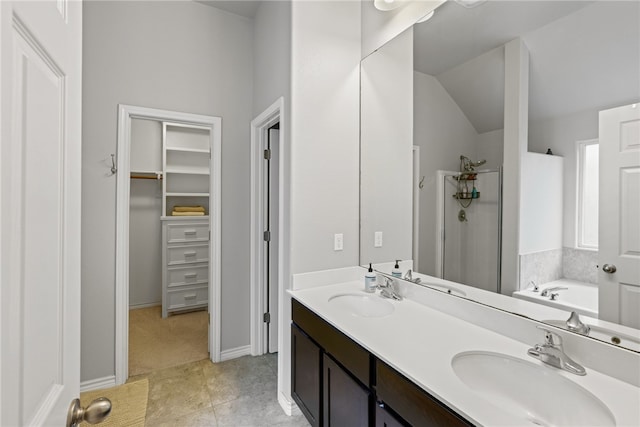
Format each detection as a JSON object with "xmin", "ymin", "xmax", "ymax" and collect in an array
[{"xmin": 128, "ymin": 117, "xmax": 211, "ymax": 376}]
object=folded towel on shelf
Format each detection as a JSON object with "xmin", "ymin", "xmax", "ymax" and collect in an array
[
  {"xmin": 173, "ymin": 206, "xmax": 205, "ymax": 213},
  {"xmin": 171, "ymin": 211, "xmax": 205, "ymax": 216}
]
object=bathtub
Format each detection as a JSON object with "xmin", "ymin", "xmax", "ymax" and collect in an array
[{"xmin": 512, "ymin": 278, "xmax": 598, "ymax": 318}]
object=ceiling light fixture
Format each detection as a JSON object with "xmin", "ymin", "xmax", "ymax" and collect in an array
[
  {"xmin": 416, "ymin": 10, "xmax": 435, "ymax": 23},
  {"xmin": 453, "ymin": 0, "xmax": 487, "ymax": 8},
  {"xmin": 374, "ymin": 0, "xmax": 404, "ymax": 12}
]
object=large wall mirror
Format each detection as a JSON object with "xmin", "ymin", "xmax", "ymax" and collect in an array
[{"xmin": 360, "ymin": 0, "xmax": 640, "ymax": 352}]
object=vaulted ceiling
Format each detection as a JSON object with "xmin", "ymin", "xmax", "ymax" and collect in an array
[{"xmin": 415, "ymin": 1, "xmax": 640, "ymax": 133}]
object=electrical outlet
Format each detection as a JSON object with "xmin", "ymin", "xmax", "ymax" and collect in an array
[
  {"xmin": 334, "ymin": 233, "xmax": 344, "ymax": 251},
  {"xmin": 374, "ymin": 231, "xmax": 383, "ymax": 247}
]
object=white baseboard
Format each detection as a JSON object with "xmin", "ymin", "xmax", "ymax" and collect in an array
[
  {"xmin": 80, "ymin": 375, "xmax": 116, "ymax": 393},
  {"xmin": 129, "ymin": 302, "xmax": 161, "ymax": 310},
  {"xmin": 220, "ymin": 345, "xmax": 252, "ymax": 362},
  {"xmin": 278, "ymin": 391, "xmax": 300, "ymax": 416}
]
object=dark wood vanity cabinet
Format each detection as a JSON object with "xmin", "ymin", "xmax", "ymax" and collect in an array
[
  {"xmin": 292, "ymin": 299, "xmax": 474, "ymax": 427},
  {"xmin": 376, "ymin": 361, "xmax": 471, "ymax": 427},
  {"xmin": 375, "ymin": 404, "xmax": 407, "ymax": 427},
  {"xmin": 292, "ymin": 324, "xmax": 322, "ymax": 427},
  {"xmin": 292, "ymin": 300, "xmax": 371, "ymax": 427},
  {"xmin": 323, "ymin": 354, "xmax": 370, "ymax": 427}
]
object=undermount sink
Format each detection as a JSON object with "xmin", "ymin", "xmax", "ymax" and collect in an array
[
  {"xmin": 452, "ymin": 351, "xmax": 615, "ymax": 426},
  {"xmin": 543, "ymin": 320, "xmax": 640, "ymax": 352},
  {"xmin": 328, "ymin": 293, "xmax": 395, "ymax": 318},
  {"xmin": 424, "ymin": 283, "xmax": 466, "ymax": 297}
]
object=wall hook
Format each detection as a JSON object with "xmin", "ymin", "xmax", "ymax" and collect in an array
[
  {"xmin": 419, "ymin": 176, "xmax": 425, "ymax": 189},
  {"xmin": 110, "ymin": 154, "xmax": 117, "ymax": 175}
]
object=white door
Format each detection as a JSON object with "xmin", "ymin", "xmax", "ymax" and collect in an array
[
  {"xmin": 598, "ymin": 103, "xmax": 640, "ymax": 328},
  {"xmin": 1, "ymin": 0, "xmax": 83, "ymax": 425},
  {"xmin": 267, "ymin": 127, "xmax": 280, "ymax": 354}
]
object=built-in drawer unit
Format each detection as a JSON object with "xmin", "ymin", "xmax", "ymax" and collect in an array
[
  {"xmin": 162, "ymin": 218, "xmax": 210, "ymax": 317},
  {"xmin": 167, "ymin": 264, "xmax": 208, "ymax": 288},
  {"xmin": 166, "ymin": 243, "xmax": 209, "ymax": 265},
  {"xmin": 166, "ymin": 222, "xmax": 209, "ymax": 244},
  {"xmin": 166, "ymin": 285, "xmax": 208, "ymax": 312}
]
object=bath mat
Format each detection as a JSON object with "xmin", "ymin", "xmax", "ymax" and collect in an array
[{"xmin": 80, "ymin": 378, "xmax": 148, "ymax": 427}]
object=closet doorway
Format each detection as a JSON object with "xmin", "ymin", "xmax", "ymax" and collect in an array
[{"xmin": 115, "ymin": 105, "xmax": 222, "ymax": 385}]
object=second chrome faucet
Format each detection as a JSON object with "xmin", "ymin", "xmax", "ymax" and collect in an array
[{"xmin": 527, "ymin": 327, "xmax": 586, "ymax": 376}]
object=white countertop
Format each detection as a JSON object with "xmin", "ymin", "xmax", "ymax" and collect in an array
[{"xmin": 290, "ymin": 280, "xmax": 640, "ymax": 427}]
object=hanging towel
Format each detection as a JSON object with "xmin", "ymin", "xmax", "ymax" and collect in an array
[
  {"xmin": 173, "ymin": 206, "xmax": 205, "ymax": 213},
  {"xmin": 171, "ymin": 211, "xmax": 205, "ymax": 216}
]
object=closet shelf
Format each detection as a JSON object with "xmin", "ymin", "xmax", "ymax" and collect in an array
[
  {"xmin": 165, "ymin": 167, "xmax": 210, "ymax": 175},
  {"xmin": 166, "ymin": 147, "xmax": 210, "ymax": 154}
]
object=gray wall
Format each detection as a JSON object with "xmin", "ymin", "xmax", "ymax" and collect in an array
[
  {"xmin": 360, "ymin": 28, "xmax": 414, "ymax": 266},
  {"xmin": 81, "ymin": 1, "xmax": 253, "ymax": 381},
  {"xmin": 413, "ymin": 70, "xmax": 476, "ymax": 276},
  {"xmin": 289, "ymin": 1, "xmax": 361, "ymax": 274},
  {"xmin": 253, "ymin": 1, "xmax": 291, "ymax": 118},
  {"xmin": 129, "ymin": 119, "xmax": 163, "ymax": 308}
]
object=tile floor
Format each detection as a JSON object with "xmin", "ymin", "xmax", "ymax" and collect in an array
[{"xmin": 129, "ymin": 353, "xmax": 309, "ymax": 426}]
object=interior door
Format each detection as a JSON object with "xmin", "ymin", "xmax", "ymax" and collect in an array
[
  {"xmin": 1, "ymin": 1, "xmax": 83, "ymax": 425},
  {"xmin": 267, "ymin": 126, "xmax": 280, "ymax": 353},
  {"xmin": 598, "ymin": 103, "xmax": 640, "ymax": 328}
]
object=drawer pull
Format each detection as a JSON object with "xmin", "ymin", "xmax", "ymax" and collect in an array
[
  {"xmin": 184, "ymin": 273, "xmax": 198, "ymax": 279},
  {"xmin": 184, "ymin": 229, "xmax": 197, "ymax": 235},
  {"xmin": 184, "ymin": 293, "xmax": 197, "ymax": 299},
  {"xmin": 184, "ymin": 251, "xmax": 197, "ymax": 257}
]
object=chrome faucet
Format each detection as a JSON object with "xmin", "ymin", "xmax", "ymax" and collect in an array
[
  {"xmin": 527, "ymin": 327, "xmax": 586, "ymax": 376},
  {"xmin": 403, "ymin": 269, "xmax": 421, "ymax": 284},
  {"xmin": 566, "ymin": 311, "xmax": 590, "ymax": 335},
  {"xmin": 540, "ymin": 286, "xmax": 568, "ymax": 297},
  {"xmin": 378, "ymin": 276, "xmax": 403, "ymax": 301},
  {"xmin": 529, "ymin": 280, "xmax": 539, "ymax": 292}
]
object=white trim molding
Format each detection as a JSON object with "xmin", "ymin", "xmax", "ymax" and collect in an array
[
  {"xmin": 115, "ymin": 104, "xmax": 222, "ymax": 386},
  {"xmin": 80, "ymin": 376, "xmax": 116, "ymax": 393},
  {"xmin": 250, "ymin": 98, "xmax": 285, "ymax": 356},
  {"xmin": 278, "ymin": 391, "xmax": 301, "ymax": 416},
  {"xmin": 220, "ymin": 345, "xmax": 252, "ymax": 362}
]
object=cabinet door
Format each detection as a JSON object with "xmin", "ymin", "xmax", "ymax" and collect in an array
[
  {"xmin": 376, "ymin": 404, "xmax": 407, "ymax": 427},
  {"xmin": 323, "ymin": 354, "xmax": 370, "ymax": 427},
  {"xmin": 292, "ymin": 325, "xmax": 321, "ymax": 427}
]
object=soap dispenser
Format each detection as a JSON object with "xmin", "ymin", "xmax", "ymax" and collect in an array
[
  {"xmin": 391, "ymin": 260, "xmax": 402, "ymax": 278},
  {"xmin": 365, "ymin": 263, "xmax": 376, "ymax": 293}
]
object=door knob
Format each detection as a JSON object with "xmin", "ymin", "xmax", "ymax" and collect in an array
[
  {"xmin": 602, "ymin": 264, "xmax": 617, "ymax": 274},
  {"xmin": 67, "ymin": 397, "xmax": 112, "ymax": 427}
]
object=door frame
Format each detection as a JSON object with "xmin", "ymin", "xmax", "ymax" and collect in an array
[
  {"xmin": 115, "ymin": 104, "xmax": 222, "ymax": 385},
  {"xmin": 250, "ymin": 98, "xmax": 286, "ymax": 356}
]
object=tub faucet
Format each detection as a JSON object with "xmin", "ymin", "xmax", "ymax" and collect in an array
[
  {"xmin": 527, "ymin": 327, "xmax": 586, "ymax": 376},
  {"xmin": 566, "ymin": 311, "xmax": 590, "ymax": 335},
  {"xmin": 540, "ymin": 286, "xmax": 568, "ymax": 297},
  {"xmin": 403, "ymin": 269, "xmax": 421, "ymax": 284},
  {"xmin": 378, "ymin": 276, "xmax": 403, "ymax": 301}
]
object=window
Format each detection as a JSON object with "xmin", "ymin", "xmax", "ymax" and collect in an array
[{"xmin": 577, "ymin": 139, "xmax": 599, "ymax": 249}]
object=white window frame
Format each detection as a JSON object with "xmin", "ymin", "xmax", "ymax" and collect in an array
[{"xmin": 576, "ymin": 138, "xmax": 599, "ymax": 250}]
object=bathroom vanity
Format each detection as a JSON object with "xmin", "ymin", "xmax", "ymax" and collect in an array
[
  {"xmin": 289, "ymin": 275, "xmax": 640, "ymax": 427},
  {"xmin": 292, "ymin": 299, "xmax": 469, "ymax": 426}
]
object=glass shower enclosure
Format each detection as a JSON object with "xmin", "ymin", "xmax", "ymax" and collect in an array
[{"xmin": 437, "ymin": 168, "xmax": 502, "ymax": 293}]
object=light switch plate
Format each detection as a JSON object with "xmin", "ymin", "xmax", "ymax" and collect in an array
[
  {"xmin": 374, "ymin": 231, "xmax": 383, "ymax": 247},
  {"xmin": 334, "ymin": 233, "xmax": 344, "ymax": 251}
]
